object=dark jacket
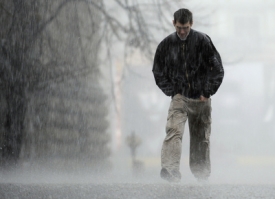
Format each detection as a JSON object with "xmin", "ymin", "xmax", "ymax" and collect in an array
[{"xmin": 152, "ymin": 29, "xmax": 224, "ymax": 98}]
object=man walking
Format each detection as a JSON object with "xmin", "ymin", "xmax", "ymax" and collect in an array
[{"xmin": 152, "ymin": 8, "xmax": 224, "ymax": 182}]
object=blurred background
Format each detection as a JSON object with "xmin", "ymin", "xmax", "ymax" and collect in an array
[{"xmin": 0, "ymin": 0, "xmax": 274, "ymax": 184}]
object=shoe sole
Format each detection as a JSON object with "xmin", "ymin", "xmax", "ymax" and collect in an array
[{"xmin": 160, "ymin": 168, "xmax": 180, "ymax": 183}]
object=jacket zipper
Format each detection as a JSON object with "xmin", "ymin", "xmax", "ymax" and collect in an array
[{"xmin": 182, "ymin": 43, "xmax": 190, "ymax": 88}]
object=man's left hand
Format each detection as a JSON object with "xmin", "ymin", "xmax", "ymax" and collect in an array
[{"xmin": 200, "ymin": 95, "xmax": 208, "ymax": 101}]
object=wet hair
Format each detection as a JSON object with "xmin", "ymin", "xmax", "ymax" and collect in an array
[{"xmin": 173, "ymin": 8, "xmax": 193, "ymax": 24}]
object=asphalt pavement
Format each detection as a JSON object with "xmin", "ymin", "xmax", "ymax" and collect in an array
[{"xmin": 1, "ymin": 183, "xmax": 275, "ymax": 199}]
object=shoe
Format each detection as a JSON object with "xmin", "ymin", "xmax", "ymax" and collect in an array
[
  {"xmin": 197, "ymin": 177, "xmax": 208, "ymax": 184},
  {"xmin": 160, "ymin": 168, "xmax": 181, "ymax": 183}
]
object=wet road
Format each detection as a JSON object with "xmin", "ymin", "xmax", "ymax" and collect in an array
[{"xmin": 1, "ymin": 183, "xmax": 275, "ymax": 199}]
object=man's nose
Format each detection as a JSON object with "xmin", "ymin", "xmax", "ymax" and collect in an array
[{"xmin": 180, "ymin": 29, "xmax": 185, "ymax": 34}]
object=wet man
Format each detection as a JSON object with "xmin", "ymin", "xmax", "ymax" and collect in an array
[{"xmin": 152, "ymin": 8, "xmax": 224, "ymax": 182}]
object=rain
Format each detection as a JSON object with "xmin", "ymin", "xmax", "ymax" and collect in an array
[{"xmin": 0, "ymin": 0, "xmax": 275, "ymax": 198}]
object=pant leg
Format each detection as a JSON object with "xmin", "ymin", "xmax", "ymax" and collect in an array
[
  {"xmin": 188, "ymin": 98, "xmax": 212, "ymax": 179},
  {"xmin": 161, "ymin": 94, "xmax": 188, "ymax": 175}
]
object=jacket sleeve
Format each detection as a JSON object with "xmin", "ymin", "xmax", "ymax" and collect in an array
[
  {"xmin": 152, "ymin": 43, "xmax": 174, "ymax": 96},
  {"xmin": 202, "ymin": 37, "xmax": 224, "ymax": 98}
]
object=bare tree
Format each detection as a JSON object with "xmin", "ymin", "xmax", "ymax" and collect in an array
[{"xmin": 0, "ymin": 0, "xmax": 110, "ymax": 169}]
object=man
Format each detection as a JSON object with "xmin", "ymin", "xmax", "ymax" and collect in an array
[{"xmin": 152, "ymin": 8, "xmax": 224, "ymax": 182}]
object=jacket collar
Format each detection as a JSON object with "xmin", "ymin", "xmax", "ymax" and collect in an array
[{"xmin": 175, "ymin": 29, "xmax": 193, "ymax": 41}]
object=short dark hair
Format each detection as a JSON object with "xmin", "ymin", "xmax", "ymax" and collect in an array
[{"xmin": 174, "ymin": 8, "xmax": 193, "ymax": 24}]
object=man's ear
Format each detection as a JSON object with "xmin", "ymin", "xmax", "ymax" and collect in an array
[{"xmin": 172, "ymin": 20, "xmax": 175, "ymax": 25}]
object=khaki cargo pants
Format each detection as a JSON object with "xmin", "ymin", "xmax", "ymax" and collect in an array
[{"xmin": 161, "ymin": 94, "xmax": 212, "ymax": 179}]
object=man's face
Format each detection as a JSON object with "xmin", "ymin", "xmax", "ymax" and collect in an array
[{"xmin": 173, "ymin": 21, "xmax": 192, "ymax": 40}]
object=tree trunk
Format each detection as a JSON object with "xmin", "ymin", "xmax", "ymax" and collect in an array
[{"xmin": 1, "ymin": 82, "xmax": 26, "ymax": 167}]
